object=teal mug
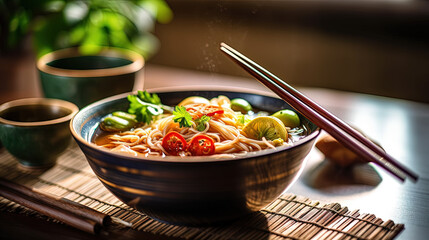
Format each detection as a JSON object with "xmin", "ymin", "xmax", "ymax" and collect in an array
[
  {"xmin": 0, "ymin": 98, "xmax": 78, "ymax": 169},
  {"xmin": 37, "ymin": 48, "xmax": 144, "ymax": 108}
]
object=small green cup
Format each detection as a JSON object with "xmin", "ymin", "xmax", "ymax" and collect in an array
[
  {"xmin": 0, "ymin": 98, "xmax": 78, "ymax": 169},
  {"xmin": 37, "ymin": 48, "xmax": 144, "ymax": 108}
]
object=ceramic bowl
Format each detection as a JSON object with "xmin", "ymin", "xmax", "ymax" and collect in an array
[
  {"xmin": 0, "ymin": 98, "xmax": 78, "ymax": 169},
  {"xmin": 37, "ymin": 47, "xmax": 144, "ymax": 108},
  {"xmin": 70, "ymin": 90, "xmax": 320, "ymax": 225}
]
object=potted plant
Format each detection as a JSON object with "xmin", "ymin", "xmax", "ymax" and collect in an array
[
  {"xmin": 1, "ymin": 0, "xmax": 172, "ymax": 57},
  {"xmin": 0, "ymin": 0, "xmax": 172, "ymax": 102}
]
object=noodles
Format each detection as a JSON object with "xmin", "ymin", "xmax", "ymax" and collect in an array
[{"xmin": 95, "ymin": 95, "xmax": 305, "ymax": 158}]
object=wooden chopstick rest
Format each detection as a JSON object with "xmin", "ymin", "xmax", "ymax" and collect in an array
[
  {"xmin": 316, "ymin": 133, "xmax": 367, "ymax": 167},
  {"xmin": 316, "ymin": 130, "xmax": 385, "ymax": 167}
]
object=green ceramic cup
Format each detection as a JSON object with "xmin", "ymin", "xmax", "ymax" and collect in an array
[
  {"xmin": 0, "ymin": 98, "xmax": 78, "ymax": 169},
  {"xmin": 37, "ymin": 48, "xmax": 144, "ymax": 108}
]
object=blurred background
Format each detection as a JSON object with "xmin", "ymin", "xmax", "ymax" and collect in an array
[
  {"xmin": 1, "ymin": 0, "xmax": 429, "ymax": 103},
  {"xmin": 149, "ymin": 0, "xmax": 429, "ymax": 103}
]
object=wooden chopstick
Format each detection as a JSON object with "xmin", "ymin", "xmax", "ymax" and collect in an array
[
  {"xmin": 220, "ymin": 42, "xmax": 418, "ymax": 182},
  {"xmin": 0, "ymin": 178, "xmax": 109, "ymax": 225},
  {"xmin": 0, "ymin": 178, "xmax": 117, "ymax": 234},
  {"xmin": 0, "ymin": 182, "xmax": 99, "ymax": 234}
]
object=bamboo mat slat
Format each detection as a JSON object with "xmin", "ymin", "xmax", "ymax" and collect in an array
[{"xmin": 0, "ymin": 144, "xmax": 404, "ymax": 240}]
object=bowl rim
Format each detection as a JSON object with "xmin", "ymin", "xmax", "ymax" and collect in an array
[
  {"xmin": 37, "ymin": 47, "xmax": 144, "ymax": 78},
  {"xmin": 70, "ymin": 87, "xmax": 321, "ymax": 163},
  {"xmin": 0, "ymin": 98, "xmax": 79, "ymax": 126}
]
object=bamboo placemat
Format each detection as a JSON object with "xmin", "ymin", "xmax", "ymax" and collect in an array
[{"xmin": 0, "ymin": 144, "xmax": 404, "ymax": 240}]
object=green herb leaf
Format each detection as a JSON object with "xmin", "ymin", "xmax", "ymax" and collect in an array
[
  {"xmin": 195, "ymin": 115, "xmax": 211, "ymax": 131},
  {"xmin": 127, "ymin": 91, "xmax": 164, "ymax": 124},
  {"xmin": 138, "ymin": 90, "xmax": 161, "ymax": 105},
  {"xmin": 173, "ymin": 106, "xmax": 193, "ymax": 128}
]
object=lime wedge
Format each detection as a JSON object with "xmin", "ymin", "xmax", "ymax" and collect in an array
[{"xmin": 243, "ymin": 116, "xmax": 288, "ymax": 141}]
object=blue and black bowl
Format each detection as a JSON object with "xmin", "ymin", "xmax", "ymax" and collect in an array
[{"xmin": 70, "ymin": 89, "xmax": 320, "ymax": 225}]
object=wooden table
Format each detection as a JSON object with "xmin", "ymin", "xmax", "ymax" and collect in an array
[{"xmin": 1, "ymin": 65, "xmax": 428, "ymax": 239}]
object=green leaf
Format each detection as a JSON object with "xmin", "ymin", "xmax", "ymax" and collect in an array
[
  {"xmin": 173, "ymin": 106, "xmax": 193, "ymax": 128},
  {"xmin": 139, "ymin": 0, "xmax": 173, "ymax": 24},
  {"xmin": 195, "ymin": 115, "xmax": 210, "ymax": 131},
  {"xmin": 69, "ymin": 25, "xmax": 85, "ymax": 45},
  {"xmin": 137, "ymin": 90, "xmax": 161, "ymax": 105},
  {"xmin": 29, "ymin": 0, "xmax": 171, "ymax": 59},
  {"xmin": 127, "ymin": 91, "xmax": 164, "ymax": 124}
]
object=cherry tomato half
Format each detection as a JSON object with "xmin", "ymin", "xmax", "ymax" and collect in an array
[
  {"xmin": 188, "ymin": 135, "xmax": 215, "ymax": 156},
  {"xmin": 162, "ymin": 131, "xmax": 187, "ymax": 156}
]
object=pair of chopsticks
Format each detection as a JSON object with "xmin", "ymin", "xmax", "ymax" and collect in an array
[
  {"xmin": 0, "ymin": 178, "xmax": 131, "ymax": 234},
  {"xmin": 220, "ymin": 42, "xmax": 418, "ymax": 183}
]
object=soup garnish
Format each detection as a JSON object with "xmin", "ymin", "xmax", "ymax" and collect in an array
[{"xmin": 96, "ymin": 91, "xmax": 305, "ymax": 158}]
